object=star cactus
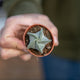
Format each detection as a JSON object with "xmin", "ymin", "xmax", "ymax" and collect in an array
[{"xmin": 27, "ymin": 28, "xmax": 52, "ymax": 54}]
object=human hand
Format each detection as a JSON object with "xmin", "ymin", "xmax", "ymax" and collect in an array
[{"xmin": 0, "ymin": 14, "xmax": 59, "ymax": 60}]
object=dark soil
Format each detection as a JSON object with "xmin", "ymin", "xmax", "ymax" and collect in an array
[{"xmin": 25, "ymin": 25, "xmax": 53, "ymax": 56}]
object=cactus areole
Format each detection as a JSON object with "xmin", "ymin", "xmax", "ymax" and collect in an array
[{"xmin": 23, "ymin": 24, "xmax": 54, "ymax": 57}]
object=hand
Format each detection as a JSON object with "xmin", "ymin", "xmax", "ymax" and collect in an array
[{"xmin": 0, "ymin": 14, "xmax": 59, "ymax": 60}]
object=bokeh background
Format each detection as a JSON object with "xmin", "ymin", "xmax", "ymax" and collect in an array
[{"xmin": 0, "ymin": 0, "xmax": 80, "ymax": 80}]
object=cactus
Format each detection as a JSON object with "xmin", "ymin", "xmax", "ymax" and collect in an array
[{"xmin": 27, "ymin": 28, "xmax": 52, "ymax": 54}]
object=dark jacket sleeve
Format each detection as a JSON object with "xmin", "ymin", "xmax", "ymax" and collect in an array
[{"xmin": 3, "ymin": 0, "xmax": 43, "ymax": 17}]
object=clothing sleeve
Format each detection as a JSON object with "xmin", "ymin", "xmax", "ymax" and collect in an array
[{"xmin": 3, "ymin": 0, "xmax": 43, "ymax": 17}]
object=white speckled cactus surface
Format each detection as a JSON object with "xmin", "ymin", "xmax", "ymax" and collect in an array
[{"xmin": 27, "ymin": 28, "xmax": 52, "ymax": 53}]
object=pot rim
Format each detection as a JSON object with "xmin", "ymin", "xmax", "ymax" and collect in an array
[{"xmin": 23, "ymin": 24, "xmax": 54, "ymax": 57}]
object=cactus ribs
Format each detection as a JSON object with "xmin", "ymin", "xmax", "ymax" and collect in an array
[{"xmin": 25, "ymin": 25, "xmax": 53, "ymax": 56}]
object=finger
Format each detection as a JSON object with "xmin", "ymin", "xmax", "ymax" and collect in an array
[
  {"xmin": 50, "ymin": 25, "xmax": 59, "ymax": 46},
  {"xmin": 36, "ymin": 19, "xmax": 59, "ymax": 46},
  {"xmin": 54, "ymin": 36, "xmax": 59, "ymax": 46},
  {"xmin": 5, "ymin": 14, "xmax": 58, "ymax": 38},
  {"xmin": 0, "ymin": 36, "xmax": 27, "ymax": 51},
  {"xmin": 5, "ymin": 15, "xmax": 36, "ymax": 29},
  {"xmin": 0, "ymin": 48, "xmax": 27, "ymax": 60},
  {"xmin": 5, "ymin": 14, "xmax": 52, "ymax": 31},
  {"xmin": 45, "ymin": 21, "xmax": 59, "ymax": 46},
  {"xmin": 46, "ymin": 23, "xmax": 59, "ymax": 46},
  {"xmin": 20, "ymin": 54, "xmax": 32, "ymax": 61},
  {"xmin": 31, "ymin": 15, "xmax": 59, "ymax": 46}
]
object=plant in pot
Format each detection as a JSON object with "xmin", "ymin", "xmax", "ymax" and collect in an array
[{"xmin": 23, "ymin": 24, "xmax": 54, "ymax": 57}]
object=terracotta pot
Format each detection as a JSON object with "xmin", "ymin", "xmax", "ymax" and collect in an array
[{"xmin": 23, "ymin": 24, "xmax": 54, "ymax": 57}]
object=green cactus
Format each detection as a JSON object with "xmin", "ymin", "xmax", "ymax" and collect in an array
[{"xmin": 27, "ymin": 28, "xmax": 52, "ymax": 54}]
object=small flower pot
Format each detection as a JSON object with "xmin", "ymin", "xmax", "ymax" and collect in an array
[{"xmin": 23, "ymin": 24, "xmax": 54, "ymax": 57}]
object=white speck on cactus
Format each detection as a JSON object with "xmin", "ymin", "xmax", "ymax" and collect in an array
[{"xmin": 27, "ymin": 28, "xmax": 52, "ymax": 54}]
